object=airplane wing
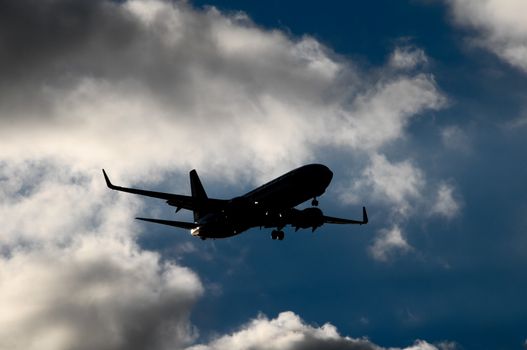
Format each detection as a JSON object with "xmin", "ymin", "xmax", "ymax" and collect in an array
[
  {"xmin": 103, "ymin": 169, "xmax": 228, "ymax": 213},
  {"xmin": 136, "ymin": 217, "xmax": 199, "ymax": 229},
  {"xmin": 324, "ymin": 207, "xmax": 368, "ymax": 225},
  {"xmin": 103, "ymin": 169, "xmax": 197, "ymax": 210}
]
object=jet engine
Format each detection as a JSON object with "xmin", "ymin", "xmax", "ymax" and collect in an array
[{"xmin": 290, "ymin": 207, "xmax": 325, "ymax": 231}]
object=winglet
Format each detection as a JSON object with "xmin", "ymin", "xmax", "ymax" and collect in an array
[
  {"xmin": 362, "ymin": 206, "xmax": 368, "ymax": 225},
  {"xmin": 102, "ymin": 169, "xmax": 115, "ymax": 189}
]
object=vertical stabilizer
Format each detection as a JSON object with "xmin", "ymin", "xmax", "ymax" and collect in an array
[{"xmin": 190, "ymin": 170, "xmax": 208, "ymax": 221}]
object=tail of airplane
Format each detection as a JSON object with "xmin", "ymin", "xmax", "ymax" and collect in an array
[{"xmin": 190, "ymin": 170, "xmax": 208, "ymax": 221}]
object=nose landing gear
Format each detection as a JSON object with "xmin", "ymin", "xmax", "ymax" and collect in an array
[
  {"xmin": 271, "ymin": 230, "xmax": 285, "ymax": 240},
  {"xmin": 311, "ymin": 197, "xmax": 319, "ymax": 206}
]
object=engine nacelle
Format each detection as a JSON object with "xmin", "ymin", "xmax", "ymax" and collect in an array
[{"xmin": 290, "ymin": 207, "xmax": 325, "ymax": 231}]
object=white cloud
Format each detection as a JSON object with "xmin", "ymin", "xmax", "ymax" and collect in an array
[
  {"xmin": 389, "ymin": 47, "xmax": 429, "ymax": 70},
  {"xmin": 333, "ymin": 73, "xmax": 445, "ymax": 151},
  {"xmin": 0, "ymin": 160, "xmax": 135, "ymax": 248},
  {"xmin": 431, "ymin": 183, "xmax": 461, "ymax": 219},
  {"xmin": 186, "ymin": 311, "xmax": 444, "ymax": 350},
  {"xmin": 370, "ymin": 226, "xmax": 413, "ymax": 262},
  {"xmin": 447, "ymin": 0, "xmax": 527, "ymax": 73},
  {"xmin": 345, "ymin": 154, "xmax": 425, "ymax": 217}
]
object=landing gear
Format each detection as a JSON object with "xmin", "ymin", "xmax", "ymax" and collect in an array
[
  {"xmin": 271, "ymin": 230, "xmax": 285, "ymax": 240},
  {"xmin": 311, "ymin": 197, "xmax": 319, "ymax": 206}
]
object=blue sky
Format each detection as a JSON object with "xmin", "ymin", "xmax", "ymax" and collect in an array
[
  {"xmin": 0, "ymin": 1, "xmax": 526, "ymax": 350},
  {"xmin": 183, "ymin": 1, "xmax": 527, "ymax": 347}
]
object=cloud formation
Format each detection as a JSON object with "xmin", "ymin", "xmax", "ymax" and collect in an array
[
  {"xmin": 0, "ymin": 161, "xmax": 203, "ymax": 350},
  {"xmin": 0, "ymin": 234, "xmax": 202, "ymax": 350},
  {"xmin": 370, "ymin": 225, "xmax": 413, "ymax": 262},
  {"xmin": 0, "ymin": 0, "xmax": 458, "ymax": 348},
  {"xmin": 0, "ymin": 0, "xmax": 457, "ymax": 264},
  {"xmin": 430, "ymin": 183, "xmax": 461, "ymax": 219},
  {"xmin": 361, "ymin": 154, "xmax": 425, "ymax": 217},
  {"xmin": 186, "ymin": 311, "xmax": 449, "ymax": 350},
  {"xmin": 389, "ymin": 46, "xmax": 428, "ymax": 70},
  {"xmin": 0, "ymin": 0, "xmax": 445, "ymax": 180},
  {"xmin": 447, "ymin": 0, "xmax": 527, "ymax": 73}
]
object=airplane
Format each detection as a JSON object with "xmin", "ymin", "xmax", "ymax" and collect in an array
[{"xmin": 102, "ymin": 164, "xmax": 367, "ymax": 240}]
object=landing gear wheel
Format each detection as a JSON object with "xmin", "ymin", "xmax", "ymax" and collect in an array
[
  {"xmin": 271, "ymin": 230, "xmax": 284, "ymax": 240},
  {"xmin": 312, "ymin": 198, "xmax": 319, "ymax": 206}
]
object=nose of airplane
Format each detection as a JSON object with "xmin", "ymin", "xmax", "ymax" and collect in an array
[{"xmin": 320, "ymin": 165, "xmax": 333, "ymax": 186}]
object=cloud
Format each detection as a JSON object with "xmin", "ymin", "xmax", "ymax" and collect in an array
[
  {"xmin": 0, "ymin": 0, "xmax": 348, "ymax": 181},
  {"xmin": 0, "ymin": 0, "xmax": 451, "ymax": 262},
  {"xmin": 441, "ymin": 125, "xmax": 471, "ymax": 153},
  {"xmin": 0, "ymin": 0, "xmax": 446, "ymax": 182},
  {"xmin": 340, "ymin": 148, "xmax": 461, "ymax": 261},
  {"xmin": 430, "ymin": 183, "xmax": 461, "ymax": 219},
  {"xmin": 370, "ymin": 226, "xmax": 413, "ymax": 262},
  {"xmin": 447, "ymin": 0, "xmax": 527, "ymax": 73},
  {"xmin": 0, "ymin": 160, "xmax": 135, "ymax": 248},
  {"xmin": 389, "ymin": 46, "xmax": 428, "ymax": 70},
  {"xmin": 0, "ymin": 161, "xmax": 203, "ymax": 350},
  {"xmin": 341, "ymin": 153, "xmax": 425, "ymax": 215},
  {"xmin": 0, "ymin": 0, "xmax": 454, "ymax": 347},
  {"xmin": 363, "ymin": 154, "xmax": 425, "ymax": 216},
  {"xmin": 186, "ymin": 311, "xmax": 445, "ymax": 350},
  {"xmin": 0, "ymin": 235, "xmax": 202, "ymax": 350},
  {"xmin": 332, "ymin": 73, "xmax": 445, "ymax": 151}
]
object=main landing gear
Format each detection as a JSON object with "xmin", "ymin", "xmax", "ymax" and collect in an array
[
  {"xmin": 311, "ymin": 197, "xmax": 319, "ymax": 206},
  {"xmin": 271, "ymin": 230, "xmax": 285, "ymax": 240}
]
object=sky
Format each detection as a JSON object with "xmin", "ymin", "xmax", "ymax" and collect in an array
[{"xmin": 0, "ymin": 0, "xmax": 526, "ymax": 349}]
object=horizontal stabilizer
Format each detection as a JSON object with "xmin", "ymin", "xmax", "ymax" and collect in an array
[
  {"xmin": 136, "ymin": 217, "xmax": 199, "ymax": 230},
  {"xmin": 323, "ymin": 207, "xmax": 368, "ymax": 225}
]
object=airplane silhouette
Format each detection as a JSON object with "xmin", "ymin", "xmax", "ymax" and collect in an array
[{"xmin": 102, "ymin": 164, "xmax": 367, "ymax": 240}]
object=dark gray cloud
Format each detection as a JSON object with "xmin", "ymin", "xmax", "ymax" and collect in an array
[
  {"xmin": 0, "ymin": 0, "xmax": 139, "ymax": 114},
  {"xmin": 0, "ymin": 0, "xmax": 337, "ymax": 121},
  {"xmin": 0, "ymin": 241, "xmax": 202, "ymax": 350}
]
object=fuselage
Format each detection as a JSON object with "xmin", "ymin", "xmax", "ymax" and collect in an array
[{"xmin": 191, "ymin": 164, "xmax": 333, "ymax": 238}]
